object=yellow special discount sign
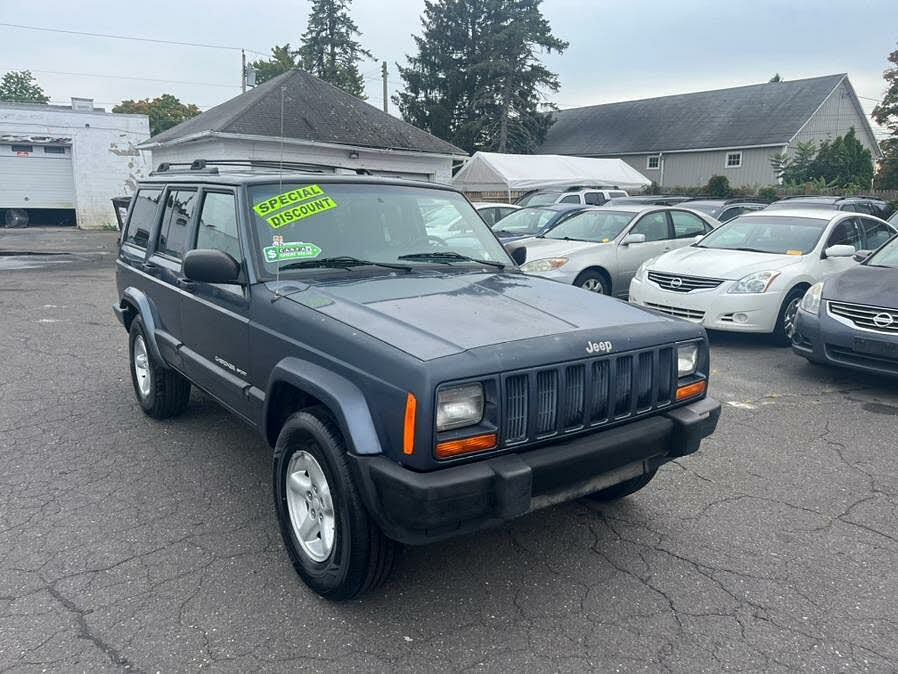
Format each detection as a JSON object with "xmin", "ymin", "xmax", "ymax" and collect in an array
[{"xmin": 252, "ymin": 185, "xmax": 339, "ymax": 228}]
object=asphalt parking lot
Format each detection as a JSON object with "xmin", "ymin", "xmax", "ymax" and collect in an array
[{"xmin": 1, "ymin": 231, "xmax": 897, "ymax": 672}]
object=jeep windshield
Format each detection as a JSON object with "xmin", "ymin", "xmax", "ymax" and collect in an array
[
  {"xmin": 696, "ymin": 215, "xmax": 828, "ymax": 255},
  {"xmin": 248, "ymin": 182, "xmax": 511, "ymax": 275}
]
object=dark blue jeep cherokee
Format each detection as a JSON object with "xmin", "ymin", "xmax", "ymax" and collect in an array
[{"xmin": 114, "ymin": 163, "xmax": 720, "ymax": 599}]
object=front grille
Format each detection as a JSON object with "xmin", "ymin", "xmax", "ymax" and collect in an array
[
  {"xmin": 647, "ymin": 271, "xmax": 723, "ymax": 293},
  {"xmin": 501, "ymin": 346, "xmax": 677, "ymax": 446},
  {"xmin": 828, "ymin": 301, "xmax": 898, "ymax": 334},
  {"xmin": 645, "ymin": 302, "xmax": 705, "ymax": 322}
]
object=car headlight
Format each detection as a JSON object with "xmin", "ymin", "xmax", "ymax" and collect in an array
[
  {"xmin": 520, "ymin": 257, "xmax": 568, "ymax": 273},
  {"xmin": 799, "ymin": 281, "xmax": 824, "ymax": 314},
  {"xmin": 677, "ymin": 343, "xmax": 699, "ymax": 377},
  {"xmin": 728, "ymin": 270, "xmax": 780, "ymax": 294},
  {"xmin": 436, "ymin": 383, "xmax": 484, "ymax": 431},
  {"xmin": 635, "ymin": 256, "xmax": 659, "ymax": 282}
]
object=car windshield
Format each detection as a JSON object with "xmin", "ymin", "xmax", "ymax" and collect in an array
[
  {"xmin": 697, "ymin": 215, "xmax": 828, "ymax": 254},
  {"xmin": 517, "ymin": 191, "xmax": 563, "ymax": 207},
  {"xmin": 867, "ymin": 235, "xmax": 898, "ymax": 268},
  {"xmin": 247, "ymin": 182, "xmax": 511, "ymax": 274},
  {"xmin": 544, "ymin": 210, "xmax": 634, "ymax": 243},
  {"xmin": 492, "ymin": 208, "xmax": 559, "ymax": 236}
]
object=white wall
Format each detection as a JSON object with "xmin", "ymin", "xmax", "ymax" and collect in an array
[
  {"xmin": 149, "ymin": 135, "xmax": 455, "ymax": 184},
  {"xmin": 0, "ymin": 103, "xmax": 151, "ymax": 229}
]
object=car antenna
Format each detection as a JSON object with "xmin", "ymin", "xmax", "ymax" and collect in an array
[{"xmin": 273, "ymin": 84, "xmax": 287, "ymax": 302}]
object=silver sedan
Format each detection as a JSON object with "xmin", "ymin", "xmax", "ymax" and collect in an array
[{"xmin": 514, "ymin": 205, "xmax": 720, "ymax": 296}]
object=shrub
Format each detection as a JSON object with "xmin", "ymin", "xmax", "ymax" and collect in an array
[
  {"xmin": 757, "ymin": 186, "xmax": 778, "ymax": 203},
  {"xmin": 706, "ymin": 175, "xmax": 731, "ymax": 197}
]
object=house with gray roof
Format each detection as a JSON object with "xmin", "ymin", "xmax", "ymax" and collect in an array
[
  {"xmin": 538, "ymin": 74, "xmax": 881, "ymax": 189},
  {"xmin": 138, "ymin": 69, "xmax": 466, "ymax": 183}
]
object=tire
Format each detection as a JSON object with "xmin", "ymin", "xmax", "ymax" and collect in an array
[
  {"xmin": 273, "ymin": 408, "xmax": 399, "ymax": 600},
  {"xmin": 574, "ymin": 269, "xmax": 610, "ymax": 295},
  {"xmin": 5, "ymin": 209, "xmax": 29, "ymax": 228},
  {"xmin": 586, "ymin": 469, "xmax": 657, "ymax": 502},
  {"xmin": 773, "ymin": 288, "xmax": 806, "ymax": 346},
  {"xmin": 128, "ymin": 317, "xmax": 191, "ymax": 419}
]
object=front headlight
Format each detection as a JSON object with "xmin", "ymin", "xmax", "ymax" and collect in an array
[
  {"xmin": 635, "ymin": 256, "xmax": 659, "ymax": 282},
  {"xmin": 436, "ymin": 383, "xmax": 484, "ymax": 431},
  {"xmin": 728, "ymin": 270, "xmax": 780, "ymax": 294},
  {"xmin": 799, "ymin": 281, "xmax": 824, "ymax": 314},
  {"xmin": 677, "ymin": 343, "xmax": 699, "ymax": 377},
  {"xmin": 520, "ymin": 257, "xmax": 568, "ymax": 273}
]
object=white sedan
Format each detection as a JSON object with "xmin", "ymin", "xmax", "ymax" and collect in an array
[{"xmin": 629, "ymin": 208, "xmax": 897, "ymax": 343}]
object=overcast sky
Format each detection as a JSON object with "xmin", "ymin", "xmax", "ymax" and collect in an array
[{"xmin": 1, "ymin": 0, "xmax": 895, "ymax": 141}]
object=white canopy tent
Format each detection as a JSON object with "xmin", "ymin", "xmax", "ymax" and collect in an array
[{"xmin": 452, "ymin": 151, "xmax": 652, "ymax": 195}]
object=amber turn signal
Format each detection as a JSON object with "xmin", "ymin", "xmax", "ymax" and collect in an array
[
  {"xmin": 403, "ymin": 393, "xmax": 416, "ymax": 455},
  {"xmin": 435, "ymin": 433, "xmax": 497, "ymax": 459},
  {"xmin": 676, "ymin": 380, "xmax": 707, "ymax": 401}
]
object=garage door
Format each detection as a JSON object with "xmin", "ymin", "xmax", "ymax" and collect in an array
[{"xmin": 0, "ymin": 144, "xmax": 75, "ymax": 209}]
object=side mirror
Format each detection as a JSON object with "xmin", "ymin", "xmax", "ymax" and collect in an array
[
  {"xmin": 853, "ymin": 249, "xmax": 872, "ymax": 262},
  {"xmin": 508, "ymin": 246, "xmax": 527, "ymax": 265},
  {"xmin": 692, "ymin": 234, "xmax": 705, "ymax": 243},
  {"xmin": 621, "ymin": 233, "xmax": 646, "ymax": 246},
  {"xmin": 823, "ymin": 244, "xmax": 856, "ymax": 259},
  {"xmin": 183, "ymin": 249, "xmax": 241, "ymax": 284}
]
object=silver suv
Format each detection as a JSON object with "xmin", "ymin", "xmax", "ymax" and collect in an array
[{"xmin": 517, "ymin": 187, "xmax": 629, "ymax": 207}]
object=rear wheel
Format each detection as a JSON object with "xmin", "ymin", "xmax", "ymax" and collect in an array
[
  {"xmin": 574, "ymin": 270, "xmax": 610, "ymax": 295},
  {"xmin": 586, "ymin": 469, "xmax": 657, "ymax": 502},
  {"xmin": 773, "ymin": 288, "xmax": 806, "ymax": 346},
  {"xmin": 273, "ymin": 408, "xmax": 399, "ymax": 600}
]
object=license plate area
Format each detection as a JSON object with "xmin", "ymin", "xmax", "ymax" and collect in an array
[{"xmin": 852, "ymin": 336, "xmax": 898, "ymax": 357}]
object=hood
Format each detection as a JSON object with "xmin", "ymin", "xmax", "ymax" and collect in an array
[
  {"xmin": 652, "ymin": 246, "xmax": 805, "ymax": 280},
  {"xmin": 518, "ymin": 236, "xmax": 607, "ymax": 262},
  {"xmin": 268, "ymin": 271, "xmax": 682, "ymax": 361},
  {"xmin": 826, "ymin": 265, "xmax": 898, "ymax": 309}
]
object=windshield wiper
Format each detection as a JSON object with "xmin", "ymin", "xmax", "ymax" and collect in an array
[
  {"xmin": 278, "ymin": 256, "xmax": 412, "ymax": 272},
  {"xmin": 397, "ymin": 251, "xmax": 505, "ymax": 268}
]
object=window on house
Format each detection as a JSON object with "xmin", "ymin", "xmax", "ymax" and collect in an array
[
  {"xmin": 726, "ymin": 152, "xmax": 743, "ymax": 168},
  {"xmin": 11, "ymin": 145, "xmax": 33, "ymax": 153},
  {"xmin": 43, "ymin": 146, "xmax": 66, "ymax": 154},
  {"xmin": 646, "ymin": 156, "xmax": 660, "ymax": 170}
]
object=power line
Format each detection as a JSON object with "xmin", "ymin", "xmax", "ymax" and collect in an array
[
  {"xmin": 4, "ymin": 67, "xmax": 239, "ymax": 89},
  {"xmin": 0, "ymin": 22, "xmax": 268, "ymax": 56}
]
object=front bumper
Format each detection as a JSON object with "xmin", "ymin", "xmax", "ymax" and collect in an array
[
  {"xmin": 350, "ymin": 397, "xmax": 721, "ymax": 545},
  {"xmin": 792, "ymin": 307, "xmax": 898, "ymax": 377},
  {"xmin": 629, "ymin": 277, "xmax": 784, "ymax": 333}
]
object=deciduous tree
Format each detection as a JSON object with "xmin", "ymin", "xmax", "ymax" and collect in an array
[
  {"xmin": 873, "ymin": 42, "xmax": 898, "ymax": 189},
  {"xmin": 113, "ymin": 94, "xmax": 201, "ymax": 136},
  {"xmin": 0, "ymin": 70, "xmax": 49, "ymax": 104}
]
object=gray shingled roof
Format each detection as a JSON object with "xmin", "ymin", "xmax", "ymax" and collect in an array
[
  {"xmin": 146, "ymin": 69, "xmax": 465, "ymax": 156},
  {"xmin": 539, "ymin": 74, "xmax": 847, "ymax": 155}
]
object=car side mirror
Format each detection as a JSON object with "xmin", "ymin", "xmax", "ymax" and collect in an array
[
  {"xmin": 852, "ymin": 249, "xmax": 872, "ymax": 262},
  {"xmin": 823, "ymin": 244, "xmax": 856, "ymax": 259},
  {"xmin": 508, "ymin": 246, "xmax": 527, "ymax": 265},
  {"xmin": 692, "ymin": 234, "xmax": 705, "ymax": 243},
  {"xmin": 183, "ymin": 249, "xmax": 242, "ymax": 283},
  {"xmin": 621, "ymin": 233, "xmax": 646, "ymax": 246}
]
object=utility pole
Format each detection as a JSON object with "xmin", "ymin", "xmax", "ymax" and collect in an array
[
  {"xmin": 241, "ymin": 49, "xmax": 247, "ymax": 94},
  {"xmin": 382, "ymin": 61, "xmax": 388, "ymax": 114}
]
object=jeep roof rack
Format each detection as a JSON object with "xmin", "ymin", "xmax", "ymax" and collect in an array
[{"xmin": 150, "ymin": 159, "xmax": 373, "ymax": 176}]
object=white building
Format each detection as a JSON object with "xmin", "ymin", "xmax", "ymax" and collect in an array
[
  {"xmin": 0, "ymin": 98, "xmax": 150, "ymax": 229},
  {"xmin": 139, "ymin": 69, "xmax": 466, "ymax": 183}
]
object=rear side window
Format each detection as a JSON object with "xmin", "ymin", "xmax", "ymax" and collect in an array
[
  {"xmin": 196, "ymin": 191, "xmax": 242, "ymax": 263},
  {"xmin": 671, "ymin": 210, "xmax": 709, "ymax": 238},
  {"xmin": 584, "ymin": 192, "xmax": 606, "ymax": 205},
  {"xmin": 157, "ymin": 189, "xmax": 198, "ymax": 259},
  {"xmin": 123, "ymin": 189, "xmax": 162, "ymax": 249}
]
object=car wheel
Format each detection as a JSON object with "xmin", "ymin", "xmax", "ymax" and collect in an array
[
  {"xmin": 574, "ymin": 270, "xmax": 610, "ymax": 295},
  {"xmin": 586, "ymin": 469, "xmax": 657, "ymax": 502},
  {"xmin": 273, "ymin": 408, "xmax": 399, "ymax": 600},
  {"xmin": 773, "ymin": 288, "xmax": 806, "ymax": 346},
  {"xmin": 128, "ymin": 317, "xmax": 191, "ymax": 419},
  {"xmin": 5, "ymin": 208, "xmax": 29, "ymax": 228}
]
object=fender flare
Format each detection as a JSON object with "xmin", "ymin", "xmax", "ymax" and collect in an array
[
  {"xmin": 120, "ymin": 287, "xmax": 166, "ymax": 366},
  {"xmin": 265, "ymin": 357, "xmax": 383, "ymax": 456}
]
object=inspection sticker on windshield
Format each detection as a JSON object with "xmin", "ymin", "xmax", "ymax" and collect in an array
[
  {"xmin": 262, "ymin": 242, "xmax": 322, "ymax": 262},
  {"xmin": 253, "ymin": 185, "xmax": 326, "ymax": 216},
  {"xmin": 266, "ymin": 196, "xmax": 338, "ymax": 228}
]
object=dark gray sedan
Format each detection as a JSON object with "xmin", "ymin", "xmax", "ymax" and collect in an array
[{"xmin": 792, "ymin": 234, "xmax": 898, "ymax": 377}]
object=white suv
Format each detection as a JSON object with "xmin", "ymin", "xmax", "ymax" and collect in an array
[{"xmin": 517, "ymin": 187, "xmax": 629, "ymax": 207}]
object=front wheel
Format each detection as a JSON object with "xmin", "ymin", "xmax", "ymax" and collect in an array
[
  {"xmin": 273, "ymin": 408, "xmax": 399, "ymax": 600},
  {"xmin": 773, "ymin": 288, "xmax": 806, "ymax": 346},
  {"xmin": 574, "ymin": 270, "xmax": 610, "ymax": 295},
  {"xmin": 128, "ymin": 317, "xmax": 191, "ymax": 418}
]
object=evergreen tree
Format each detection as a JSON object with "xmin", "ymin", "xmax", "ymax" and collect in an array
[
  {"xmin": 298, "ymin": 0, "xmax": 373, "ymax": 98},
  {"xmin": 251, "ymin": 44, "xmax": 298, "ymax": 85},
  {"xmin": 873, "ymin": 42, "xmax": 898, "ymax": 189},
  {"xmin": 397, "ymin": 0, "xmax": 567, "ymax": 154},
  {"xmin": 0, "ymin": 70, "xmax": 49, "ymax": 104},
  {"xmin": 810, "ymin": 128, "xmax": 873, "ymax": 188}
]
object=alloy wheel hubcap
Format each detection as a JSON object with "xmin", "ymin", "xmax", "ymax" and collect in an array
[
  {"xmin": 581, "ymin": 279, "xmax": 605, "ymax": 293},
  {"xmin": 285, "ymin": 450, "xmax": 335, "ymax": 562},
  {"xmin": 784, "ymin": 299, "xmax": 800, "ymax": 339},
  {"xmin": 133, "ymin": 336, "xmax": 151, "ymax": 397}
]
